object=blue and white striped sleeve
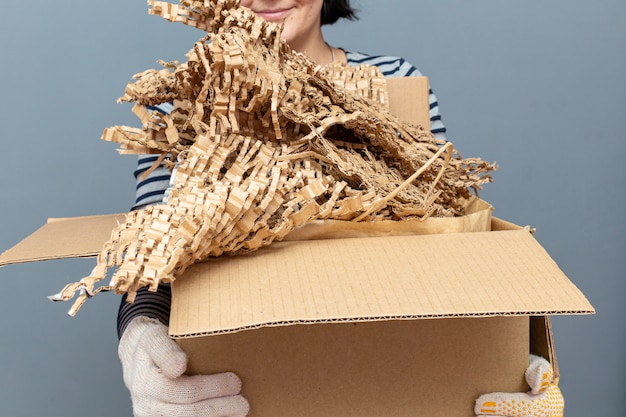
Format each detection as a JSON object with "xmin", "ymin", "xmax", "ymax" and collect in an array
[
  {"xmin": 132, "ymin": 103, "xmax": 176, "ymax": 210},
  {"xmin": 132, "ymin": 155, "xmax": 171, "ymax": 210}
]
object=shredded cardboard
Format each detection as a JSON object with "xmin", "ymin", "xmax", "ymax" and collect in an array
[{"xmin": 51, "ymin": 0, "xmax": 497, "ymax": 314}]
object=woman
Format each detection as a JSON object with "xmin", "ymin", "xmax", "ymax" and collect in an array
[{"xmin": 117, "ymin": 1, "xmax": 446, "ymax": 416}]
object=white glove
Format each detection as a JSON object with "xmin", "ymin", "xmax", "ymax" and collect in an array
[
  {"xmin": 119, "ymin": 316, "xmax": 250, "ymax": 417},
  {"xmin": 475, "ymin": 354, "xmax": 564, "ymax": 417}
]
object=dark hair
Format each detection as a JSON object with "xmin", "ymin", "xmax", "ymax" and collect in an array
[{"xmin": 321, "ymin": 0, "xmax": 358, "ymax": 26}]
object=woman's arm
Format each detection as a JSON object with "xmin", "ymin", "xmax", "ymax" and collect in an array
[{"xmin": 117, "ymin": 154, "xmax": 173, "ymax": 338}]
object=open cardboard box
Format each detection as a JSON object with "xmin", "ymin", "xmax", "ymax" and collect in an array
[{"xmin": 0, "ymin": 78, "xmax": 594, "ymax": 416}]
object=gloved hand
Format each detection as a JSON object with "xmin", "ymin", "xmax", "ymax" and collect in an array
[
  {"xmin": 475, "ymin": 354, "xmax": 564, "ymax": 417},
  {"xmin": 119, "ymin": 316, "xmax": 250, "ymax": 417}
]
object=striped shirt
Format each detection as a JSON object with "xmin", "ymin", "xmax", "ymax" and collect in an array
[{"xmin": 117, "ymin": 52, "xmax": 447, "ymax": 337}]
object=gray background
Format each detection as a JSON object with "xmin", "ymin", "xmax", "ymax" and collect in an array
[{"xmin": 1, "ymin": 0, "xmax": 624, "ymax": 415}]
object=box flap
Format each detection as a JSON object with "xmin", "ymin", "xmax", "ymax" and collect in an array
[
  {"xmin": 386, "ymin": 77, "xmax": 430, "ymax": 129},
  {"xmin": 2, "ymin": 212, "xmax": 594, "ymax": 330},
  {"xmin": 0, "ymin": 213, "xmax": 124, "ymax": 266},
  {"xmin": 169, "ymin": 228, "xmax": 594, "ymax": 338}
]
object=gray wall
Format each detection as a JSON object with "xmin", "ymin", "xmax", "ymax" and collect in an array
[{"xmin": 1, "ymin": 0, "xmax": 623, "ymax": 415}]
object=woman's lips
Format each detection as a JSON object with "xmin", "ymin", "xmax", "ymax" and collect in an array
[{"xmin": 255, "ymin": 8, "xmax": 292, "ymax": 22}]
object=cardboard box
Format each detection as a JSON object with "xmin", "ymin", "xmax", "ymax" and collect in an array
[
  {"xmin": 0, "ymin": 78, "xmax": 594, "ymax": 416},
  {"xmin": 0, "ymin": 213, "xmax": 594, "ymax": 416},
  {"xmin": 169, "ymin": 218, "xmax": 593, "ymax": 417}
]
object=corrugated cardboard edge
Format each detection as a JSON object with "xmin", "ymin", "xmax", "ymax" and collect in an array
[
  {"xmin": 169, "ymin": 227, "xmax": 595, "ymax": 339},
  {"xmin": 0, "ymin": 213, "xmax": 126, "ymax": 266},
  {"xmin": 170, "ymin": 311, "xmax": 590, "ymax": 339}
]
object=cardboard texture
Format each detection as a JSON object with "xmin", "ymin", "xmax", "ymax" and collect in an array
[
  {"xmin": 169, "ymin": 227, "xmax": 593, "ymax": 338},
  {"xmin": 387, "ymin": 76, "xmax": 430, "ymax": 130},
  {"xmin": 179, "ymin": 317, "xmax": 530, "ymax": 417},
  {"xmin": 0, "ymin": 214, "xmax": 124, "ymax": 266}
]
